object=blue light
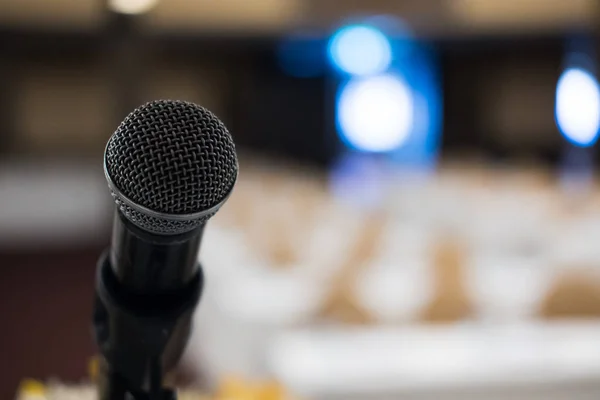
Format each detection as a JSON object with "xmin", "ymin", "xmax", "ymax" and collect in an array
[
  {"xmin": 556, "ymin": 67, "xmax": 600, "ymax": 147},
  {"xmin": 328, "ymin": 25, "xmax": 392, "ymax": 76},
  {"xmin": 389, "ymin": 46, "xmax": 442, "ymax": 167},
  {"xmin": 336, "ymin": 74, "xmax": 414, "ymax": 153}
]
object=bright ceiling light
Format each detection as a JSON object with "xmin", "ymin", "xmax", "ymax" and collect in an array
[{"xmin": 108, "ymin": 0, "xmax": 159, "ymax": 15}]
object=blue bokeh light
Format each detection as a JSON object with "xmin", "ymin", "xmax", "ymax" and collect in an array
[
  {"xmin": 389, "ymin": 46, "xmax": 442, "ymax": 166},
  {"xmin": 336, "ymin": 74, "xmax": 414, "ymax": 153},
  {"xmin": 328, "ymin": 24, "xmax": 392, "ymax": 76},
  {"xmin": 556, "ymin": 67, "xmax": 600, "ymax": 147},
  {"xmin": 334, "ymin": 43, "xmax": 441, "ymax": 164}
]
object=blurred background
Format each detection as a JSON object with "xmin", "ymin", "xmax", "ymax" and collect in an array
[{"xmin": 3, "ymin": 0, "xmax": 600, "ymax": 399}]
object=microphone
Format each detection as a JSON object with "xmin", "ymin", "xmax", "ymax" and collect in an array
[{"xmin": 93, "ymin": 100, "xmax": 238, "ymax": 400}]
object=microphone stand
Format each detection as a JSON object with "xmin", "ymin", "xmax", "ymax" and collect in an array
[{"xmin": 93, "ymin": 251, "xmax": 204, "ymax": 400}]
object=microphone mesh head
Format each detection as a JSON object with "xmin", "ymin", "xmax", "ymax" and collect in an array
[{"xmin": 104, "ymin": 100, "xmax": 238, "ymax": 234}]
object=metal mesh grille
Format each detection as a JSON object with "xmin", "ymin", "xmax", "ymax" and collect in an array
[
  {"xmin": 111, "ymin": 191, "xmax": 215, "ymax": 234},
  {"xmin": 105, "ymin": 100, "xmax": 237, "ymax": 215}
]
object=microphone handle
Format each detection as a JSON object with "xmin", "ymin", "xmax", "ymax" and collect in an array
[
  {"xmin": 94, "ymin": 213, "xmax": 205, "ymax": 399},
  {"xmin": 110, "ymin": 211, "xmax": 204, "ymax": 293}
]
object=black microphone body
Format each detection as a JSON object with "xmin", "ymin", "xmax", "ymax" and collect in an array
[
  {"xmin": 93, "ymin": 100, "xmax": 238, "ymax": 400},
  {"xmin": 110, "ymin": 211, "xmax": 204, "ymax": 292},
  {"xmin": 95, "ymin": 210, "xmax": 207, "ymax": 400}
]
